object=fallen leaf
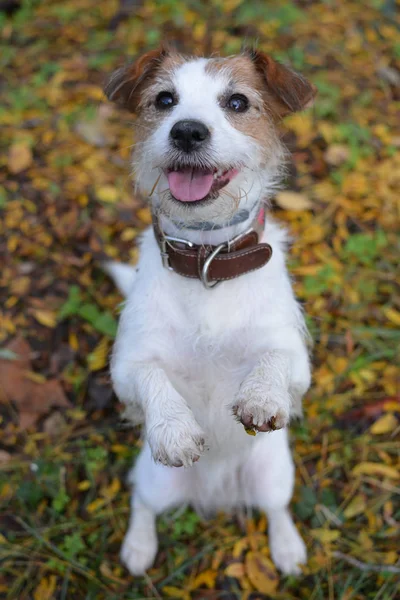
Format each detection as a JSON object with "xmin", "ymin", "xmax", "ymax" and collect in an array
[
  {"xmin": 43, "ymin": 411, "xmax": 67, "ymax": 436},
  {"xmin": 324, "ymin": 144, "xmax": 350, "ymax": 166},
  {"xmin": 8, "ymin": 141, "xmax": 32, "ymax": 174},
  {"xmin": 245, "ymin": 551, "xmax": 279, "ymax": 595},
  {"xmin": 163, "ymin": 586, "xmax": 190, "ymax": 599},
  {"xmin": 33, "ymin": 575, "xmax": 57, "ymax": 600},
  {"xmin": 96, "ymin": 185, "xmax": 118, "ymax": 203},
  {"xmin": 86, "ymin": 498, "xmax": 106, "ymax": 513},
  {"xmin": 225, "ymin": 562, "xmax": 245, "ymax": 578},
  {"xmin": 370, "ymin": 413, "xmax": 398, "ymax": 435},
  {"xmin": 137, "ymin": 207, "xmax": 152, "ymax": 224},
  {"xmin": 352, "ymin": 462, "xmax": 399, "ymax": 479},
  {"xmin": 31, "ymin": 309, "xmax": 57, "ymax": 328},
  {"xmin": 311, "ymin": 528, "xmax": 341, "ymax": 543},
  {"xmin": 383, "ymin": 307, "xmax": 400, "ymax": 326},
  {"xmin": 275, "ymin": 191, "xmax": 313, "ymax": 211},
  {"xmin": 87, "ymin": 337, "xmax": 109, "ymax": 372},
  {"xmin": 0, "ymin": 450, "xmax": 11, "ymax": 464},
  {"xmin": 0, "ymin": 336, "xmax": 70, "ymax": 429},
  {"xmin": 343, "ymin": 495, "xmax": 366, "ymax": 519},
  {"xmin": 189, "ymin": 569, "xmax": 217, "ymax": 590}
]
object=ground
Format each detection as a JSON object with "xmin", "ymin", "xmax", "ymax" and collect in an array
[{"xmin": 0, "ymin": 1, "xmax": 399, "ymax": 599}]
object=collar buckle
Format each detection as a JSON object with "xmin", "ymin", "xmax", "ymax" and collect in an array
[
  {"xmin": 200, "ymin": 226, "xmax": 255, "ymax": 289},
  {"xmin": 160, "ymin": 235, "xmax": 195, "ymax": 270}
]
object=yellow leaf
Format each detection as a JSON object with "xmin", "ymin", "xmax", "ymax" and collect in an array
[
  {"xmin": 370, "ymin": 413, "xmax": 398, "ymax": 435},
  {"xmin": 225, "ymin": 562, "xmax": 245, "ymax": 578},
  {"xmin": 245, "ymin": 551, "xmax": 279, "ymax": 595},
  {"xmin": 8, "ymin": 141, "xmax": 32, "ymax": 174},
  {"xmin": 69, "ymin": 331, "xmax": 79, "ymax": 351},
  {"xmin": 275, "ymin": 191, "xmax": 312, "ymax": 211},
  {"xmin": 137, "ymin": 207, "xmax": 152, "ymax": 224},
  {"xmin": 233, "ymin": 537, "xmax": 249, "ymax": 558},
  {"xmin": 358, "ymin": 531, "xmax": 373, "ymax": 550},
  {"xmin": 86, "ymin": 498, "xmax": 106, "ymax": 513},
  {"xmin": 111, "ymin": 444, "xmax": 130, "ymax": 456},
  {"xmin": 32, "ymin": 309, "xmax": 57, "ymax": 328},
  {"xmin": 24, "ymin": 370, "xmax": 46, "ymax": 384},
  {"xmin": 343, "ymin": 495, "xmax": 366, "ymax": 519},
  {"xmin": 189, "ymin": 569, "xmax": 217, "ymax": 590},
  {"xmin": 34, "ymin": 575, "xmax": 57, "ymax": 600},
  {"xmin": 78, "ymin": 480, "xmax": 91, "ymax": 491},
  {"xmin": 311, "ymin": 528, "xmax": 340, "ymax": 543},
  {"xmin": 162, "ymin": 586, "xmax": 189, "ymax": 599},
  {"xmin": 121, "ymin": 227, "xmax": 138, "ymax": 242},
  {"xmin": 96, "ymin": 185, "xmax": 118, "ymax": 203},
  {"xmin": 101, "ymin": 477, "xmax": 121, "ymax": 501},
  {"xmin": 384, "ymin": 551, "xmax": 399, "ymax": 565},
  {"xmin": 88, "ymin": 337, "xmax": 109, "ymax": 372},
  {"xmin": 352, "ymin": 462, "xmax": 399, "ymax": 479},
  {"xmin": 383, "ymin": 307, "xmax": 400, "ymax": 326}
]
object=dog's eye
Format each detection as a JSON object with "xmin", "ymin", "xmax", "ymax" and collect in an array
[
  {"xmin": 155, "ymin": 91, "xmax": 175, "ymax": 110},
  {"xmin": 227, "ymin": 94, "xmax": 249, "ymax": 113}
]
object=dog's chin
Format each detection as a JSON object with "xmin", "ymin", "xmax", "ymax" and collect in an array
[{"xmin": 159, "ymin": 186, "xmax": 241, "ymax": 225}]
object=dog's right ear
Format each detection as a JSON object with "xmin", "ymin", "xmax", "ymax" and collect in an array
[{"xmin": 104, "ymin": 47, "xmax": 169, "ymax": 112}]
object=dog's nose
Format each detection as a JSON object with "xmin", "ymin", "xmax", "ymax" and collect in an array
[{"xmin": 170, "ymin": 120, "xmax": 210, "ymax": 152}]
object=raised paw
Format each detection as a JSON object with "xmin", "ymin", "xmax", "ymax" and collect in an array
[
  {"xmin": 147, "ymin": 417, "xmax": 205, "ymax": 468},
  {"xmin": 232, "ymin": 389, "xmax": 290, "ymax": 434}
]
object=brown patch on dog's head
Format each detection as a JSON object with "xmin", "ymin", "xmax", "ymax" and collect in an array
[
  {"xmin": 104, "ymin": 46, "xmax": 185, "ymax": 113},
  {"xmin": 203, "ymin": 51, "xmax": 316, "ymax": 161},
  {"xmin": 243, "ymin": 48, "xmax": 317, "ymax": 118}
]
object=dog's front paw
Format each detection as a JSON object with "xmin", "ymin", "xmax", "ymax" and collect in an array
[
  {"xmin": 148, "ymin": 417, "xmax": 205, "ymax": 467},
  {"xmin": 232, "ymin": 388, "xmax": 290, "ymax": 433}
]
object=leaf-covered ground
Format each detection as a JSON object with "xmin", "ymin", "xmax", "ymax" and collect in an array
[{"xmin": 1, "ymin": 1, "xmax": 399, "ymax": 598}]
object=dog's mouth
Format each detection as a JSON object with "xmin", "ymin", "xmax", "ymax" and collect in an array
[{"xmin": 166, "ymin": 166, "xmax": 239, "ymax": 203}]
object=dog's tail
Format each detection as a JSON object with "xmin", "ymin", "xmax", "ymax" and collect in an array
[{"xmin": 102, "ymin": 261, "xmax": 137, "ymax": 297}]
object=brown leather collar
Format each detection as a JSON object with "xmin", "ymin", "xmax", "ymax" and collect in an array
[{"xmin": 152, "ymin": 209, "xmax": 272, "ymax": 288}]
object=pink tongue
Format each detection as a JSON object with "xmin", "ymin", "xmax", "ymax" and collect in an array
[{"xmin": 167, "ymin": 168, "xmax": 214, "ymax": 202}]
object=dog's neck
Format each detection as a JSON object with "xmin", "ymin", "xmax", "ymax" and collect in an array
[{"xmin": 154, "ymin": 200, "xmax": 265, "ymax": 247}]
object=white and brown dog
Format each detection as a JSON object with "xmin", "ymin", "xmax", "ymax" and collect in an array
[{"xmin": 104, "ymin": 47, "xmax": 316, "ymax": 576}]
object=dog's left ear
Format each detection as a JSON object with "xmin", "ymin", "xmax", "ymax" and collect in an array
[
  {"xmin": 247, "ymin": 49, "xmax": 317, "ymax": 118},
  {"xmin": 104, "ymin": 47, "xmax": 169, "ymax": 112}
]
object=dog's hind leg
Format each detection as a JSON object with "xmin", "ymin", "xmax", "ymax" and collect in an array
[
  {"xmin": 243, "ymin": 429, "xmax": 307, "ymax": 576},
  {"xmin": 121, "ymin": 443, "xmax": 191, "ymax": 575}
]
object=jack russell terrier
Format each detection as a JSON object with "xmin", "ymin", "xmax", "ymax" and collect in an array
[{"xmin": 103, "ymin": 46, "xmax": 316, "ymax": 577}]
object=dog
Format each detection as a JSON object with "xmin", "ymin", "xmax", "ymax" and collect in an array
[{"xmin": 104, "ymin": 46, "xmax": 316, "ymax": 576}]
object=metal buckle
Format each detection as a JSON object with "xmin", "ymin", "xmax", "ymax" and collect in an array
[
  {"xmin": 200, "ymin": 243, "xmax": 226, "ymax": 288},
  {"xmin": 200, "ymin": 226, "xmax": 255, "ymax": 289},
  {"xmin": 159, "ymin": 235, "xmax": 194, "ymax": 270}
]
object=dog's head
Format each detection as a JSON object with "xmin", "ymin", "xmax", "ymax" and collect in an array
[{"xmin": 105, "ymin": 47, "xmax": 316, "ymax": 225}]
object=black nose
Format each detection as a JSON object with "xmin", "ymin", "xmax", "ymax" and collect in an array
[{"xmin": 170, "ymin": 120, "xmax": 210, "ymax": 152}]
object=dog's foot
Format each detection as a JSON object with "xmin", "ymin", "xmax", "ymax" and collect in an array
[
  {"xmin": 148, "ymin": 417, "xmax": 205, "ymax": 467},
  {"xmin": 121, "ymin": 524, "xmax": 158, "ymax": 576},
  {"xmin": 268, "ymin": 509, "xmax": 307, "ymax": 575},
  {"xmin": 232, "ymin": 387, "xmax": 290, "ymax": 433}
]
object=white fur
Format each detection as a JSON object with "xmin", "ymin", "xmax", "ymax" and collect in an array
[{"xmin": 108, "ymin": 58, "xmax": 311, "ymax": 577}]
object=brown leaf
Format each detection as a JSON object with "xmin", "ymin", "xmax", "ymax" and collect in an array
[
  {"xmin": 8, "ymin": 141, "xmax": 33, "ymax": 174},
  {"xmin": 274, "ymin": 191, "xmax": 312, "ymax": 211},
  {"xmin": 324, "ymin": 144, "xmax": 350, "ymax": 166},
  {"xmin": 0, "ymin": 336, "xmax": 71, "ymax": 430},
  {"xmin": 245, "ymin": 551, "xmax": 279, "ymax": 595},
  {"xmin": 0, "ymin": 450, "xmax": 12, "ymax": 464}
]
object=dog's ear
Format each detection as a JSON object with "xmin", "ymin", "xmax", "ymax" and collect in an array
[
  {"xmin": 246, "ymin": 49, "xmax": 317, "ymax": 118},
  {"xmin": 104, "ymin": 47, "xmax": 169, "ymax": 112}
]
